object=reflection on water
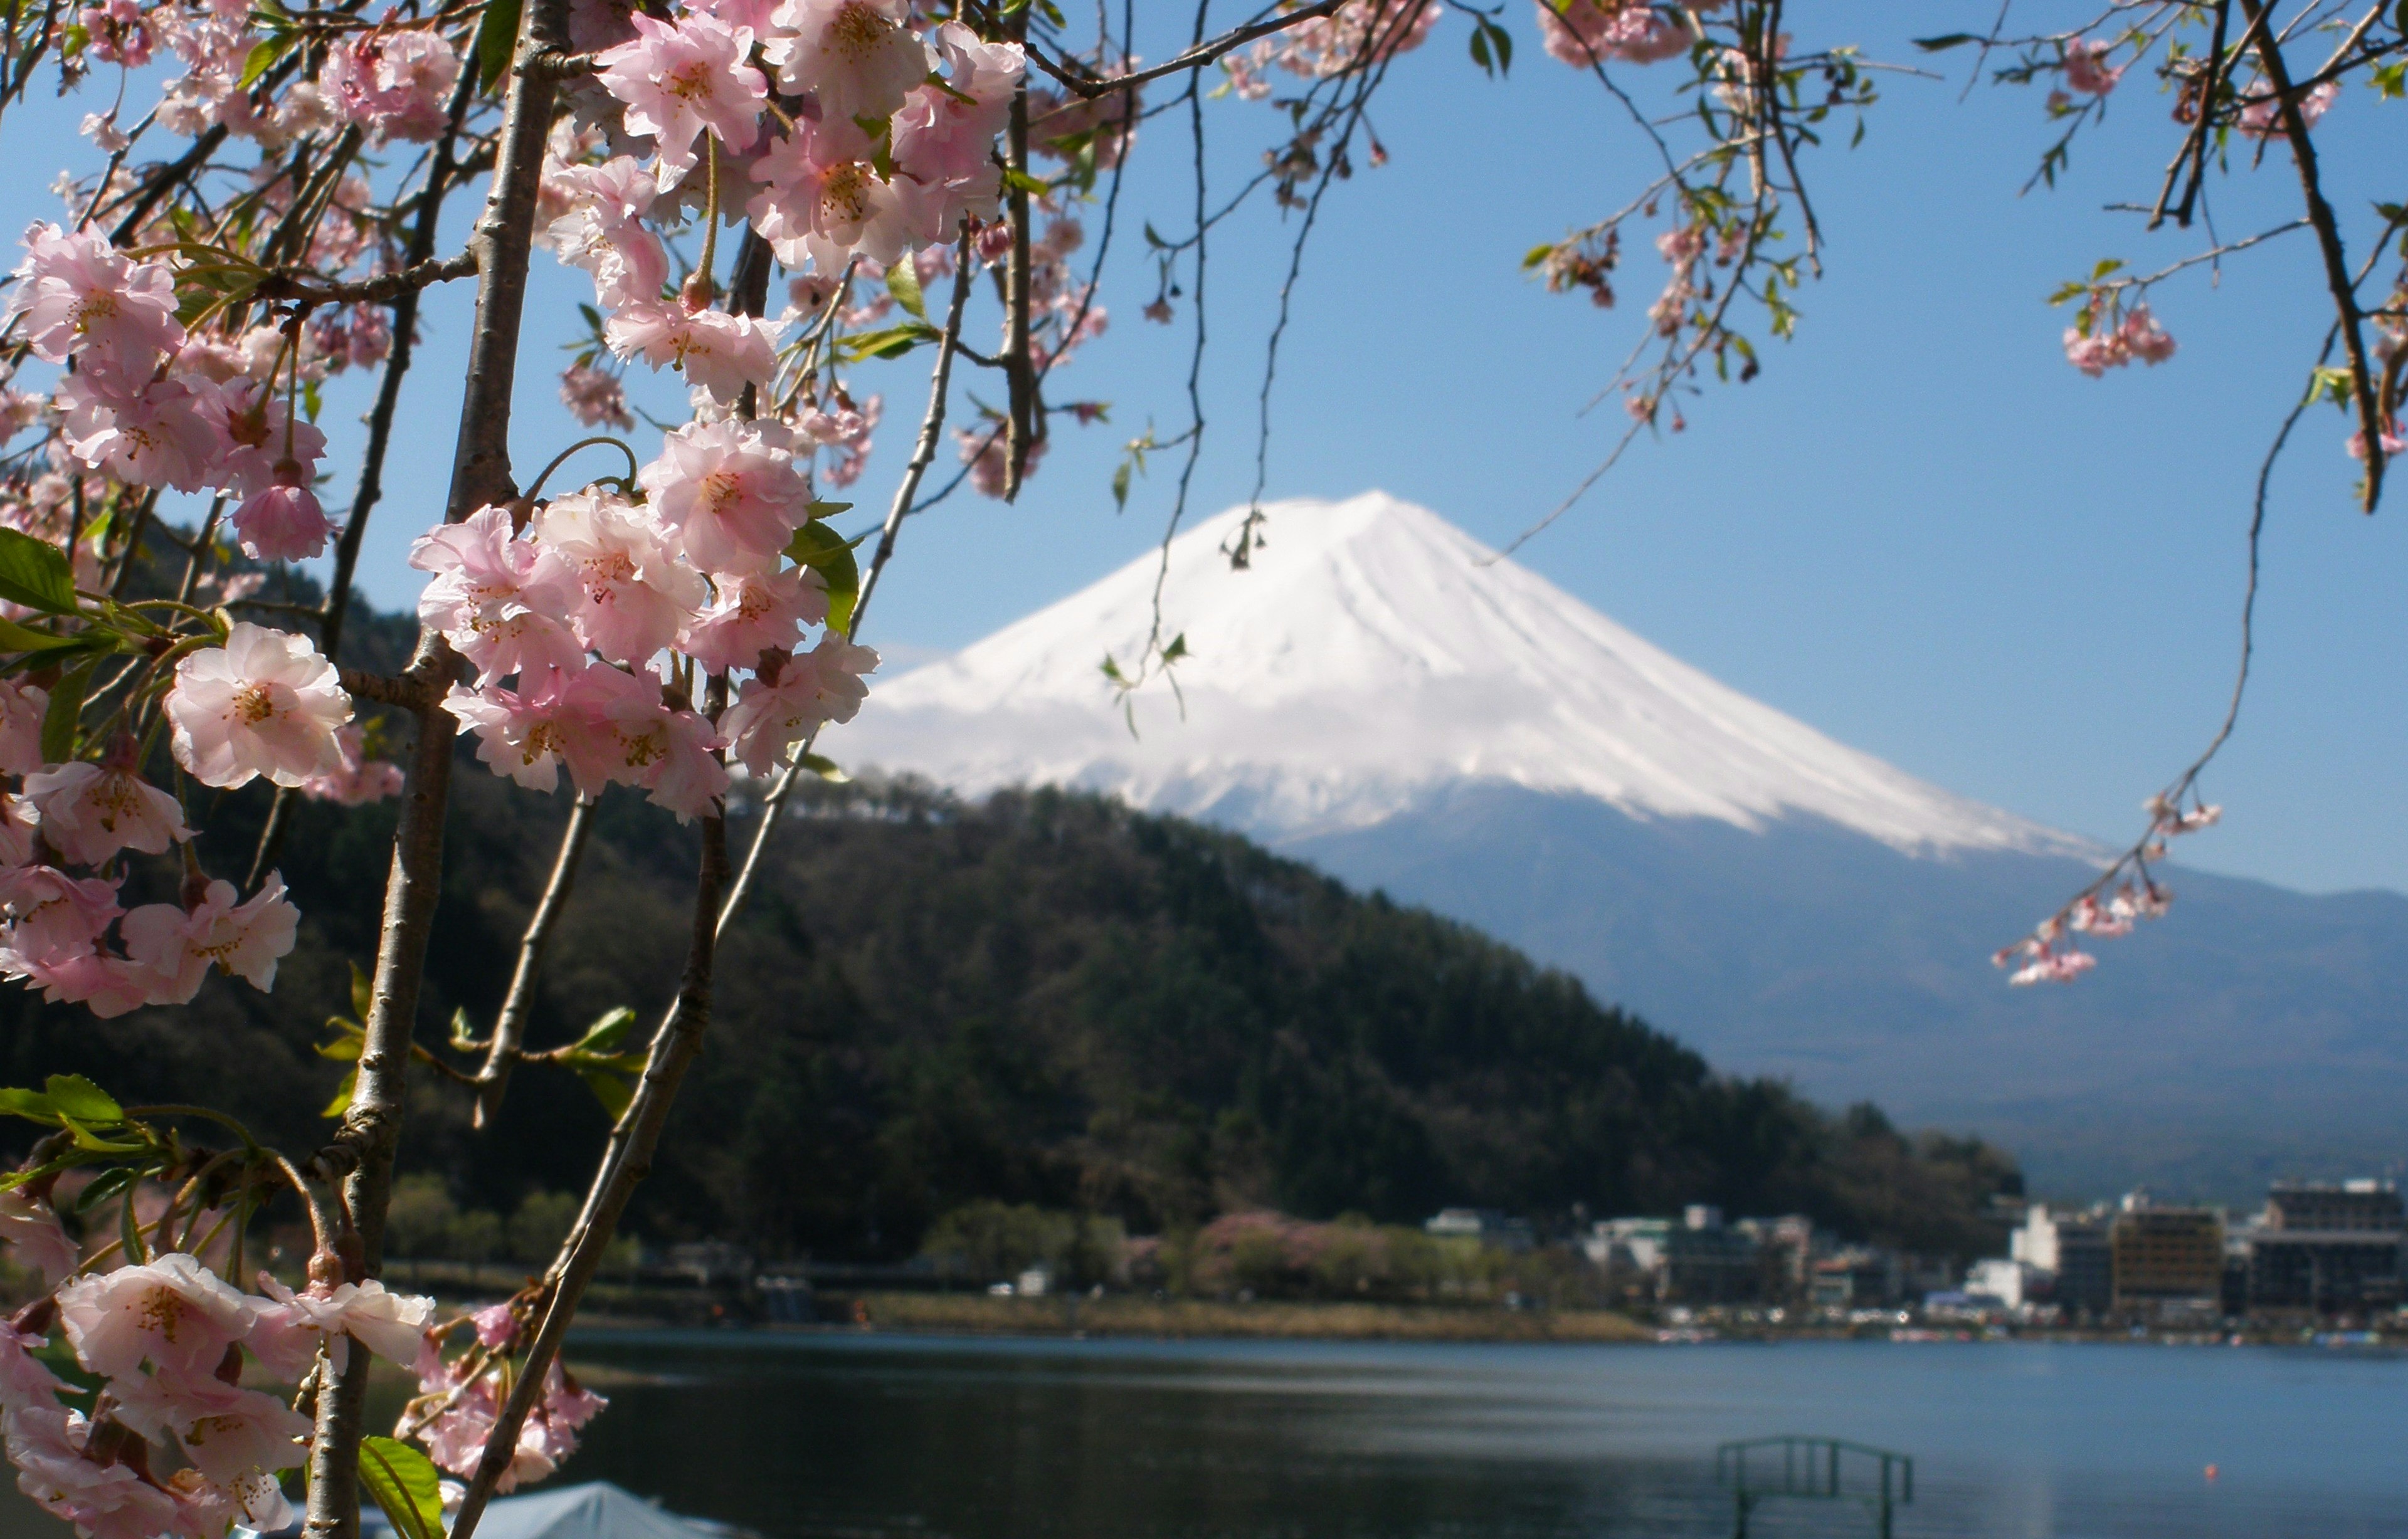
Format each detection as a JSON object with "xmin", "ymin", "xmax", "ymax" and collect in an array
[
  {"xmin": 556, "ymin": 1333, "xmax": 2408, "ymax": 1539},
  {"xmin": 5, "ymin": 1333, "xmax": 2404, "ymax": 1539}
]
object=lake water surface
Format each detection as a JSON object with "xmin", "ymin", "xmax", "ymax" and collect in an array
[{"xmin": 549, "ymin": 1331, "xmax": 2408, "ymax": 1539}]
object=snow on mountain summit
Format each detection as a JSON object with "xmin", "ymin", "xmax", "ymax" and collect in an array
[{"xmin": 843, "ymin": 491, "xmax": 2089, "ymax": 856}]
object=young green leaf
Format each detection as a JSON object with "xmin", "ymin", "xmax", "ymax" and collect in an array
[
  {"xmin": 575, "ymin": 1068, "xmax": 636, "ymax": 1121},
  {"xmin": 0, "ymin": 528, "xmax": 79, "ymax": 614},
  {"xmin": 786, "ymin": 521, "xmax": 863, "ymax": 635},
  {"xmin": 797, "ymin": 752, "xmax": 848, "ymax": 782},
  {"xmin": 42, "ymin": 1075, "xmax": 120, "ymax": 1127},
  {"xmin": 359, "ymin": 1437, "xmax": 447, "ymax": 1539},
  {"xmin": 39, "ymin": 659, "xmax": 95, "ymax": 765},
  {"xmin": 473, "ymin": 0, "xmax": 523, "ymax": 92},
  {"xmin": 574, "ymin": 1006, "xmax": 638, "ymax": 1055},
  {"xmin": 321, "ymin": 1066, "xmax": 359, "ymax": 1120},
  {"xmin": 885, "ymin": 256, "xmax": 927, "ymax": 320}
]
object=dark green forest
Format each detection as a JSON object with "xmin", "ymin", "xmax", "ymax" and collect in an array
[{"xmin": 0, "ymin": 584, "xmax": 2019, "ymax": 1264}]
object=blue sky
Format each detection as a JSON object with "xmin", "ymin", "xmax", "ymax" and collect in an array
[{"xmin": 5, "ymin": 3, "xmax": 2400, "ymax": 895}]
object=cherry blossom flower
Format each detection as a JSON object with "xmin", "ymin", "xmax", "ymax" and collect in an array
[
  {"xmin": 409, "ymin": 507, "xmax": 586, "ymax": 685},
  {"xmin": 119, "ymin": 873, "xmax": 302, "ymax": 1001},
  {"xmin": 560, "ymin": 365, "xmax": 636, "ymax": 431},
  {"xmin": 198, "ymin": 379, "xmax": 327, "ymax": 500},
  {"xmin": 55, "ymin": 376, "xmax": 220, "ymax": 493},
  {"xmin": 58, "ymin": 1254, "xmax": 256, "ymax": 1379},
  {"xmin": 594, "ymin": 13, "xmax": 766, "ymax": 188},
  {"xmin": 682, "ymin": 565, "xmax": 828, "ymax": 674},
  {"xmin": 0, "ymin": 1190, "xmax": 79, "ymax": 1283},
  {"xmin": 0, "ymin": 794, "xmax": 34, "ymax": 869},
  {"xmin": 2346, "ymin": 417, "xmax": 2404, "ymax": 462},
  {"xmin": 2239, "ymin": 76, "xmax": 2338, "ymax": 138},
  {"xmin": 2, "ymin": 223, "xmax": 183, "ymax": 376},
  {"xmin": 0, "ymin": 865, "xmax": 122, "ymax": 964},
  {"xmin": 78, "ymin": 0, "xmax": 156, "ymax": 67},
  {"xmin": 891, "ymin": 23, "xmax": 1022, "ymax": 184},
  {"xmin": 22, "ymin": 761, "xmax": 193, "ymax": 865},
  {"xmin": 2061, "ymin": 38, "xmax": 2121, "ymax": 95},
  {"xmin": 532, "ymin": 491, "xmax": 708, "ymax": 664},
  {"xmin": 108, "ymin": 1371, "xmax": 311, "ymax": 1486},
  {"xmin": 231, "ymin": 482, "xmax": 339, "ymax": 562},
  {"xmin": 8, "ymin": 1405, "xmax": 184, "ymax": 1539},
  {"xmin": 298, "ymin": 725, "xmax": 404, "ymax": 806},
  {"xmin": 956, "ymin": 425, "xmax": 1040, "ymax": 498},
  {"xmin": 553, "ymin": 662, "xmax": 728, "ymax": 817},
  {"xmin": 2008, "ymin": 948, "xmax": 2096, "ymax": 985},
  {"xmin": 605, "ymin": 300, "xmax": 781, "ymax": 404},
  {"xmin": 0, "ymin": 681, "xmax": 47, "ymax": 774},
  {"xmin": 0, "ymin": 1322, "xmax": 66, "ymax": 1411},
  {"xmin": 1534, "ymin": 0, "xmax": 1689, "ymax": 68},
  {"xmin": 763, "ymin": 0, "xmax": 929, "ymax": 127},
  {"xmin": 445, "ymin": 671, "xmax": 580, "ymax": 794},
  {"xmin": 2118, "ymin": 305, "xmax": 2176, "ymax": 365},
  {"xmin": 319, "ymin": 31, "xmax": 461, "ymax": 144},
  {"xmin": 248, "ymin": 1274, "xmax": 434, "ymax": 1376},
  {"xmin": 747, "ymin": 120, "xmax": 921, "ymax": 272},
  {"xmin": 719, "ymin": 631, "xmax": 878, "ymax": 773},
  {"xmin": 640, "ymin": 419, "xmax": 815, "ymax": 574},
  {"xmin": 166, "ymin": 622, "xmax": 354, "ymax": 789}
]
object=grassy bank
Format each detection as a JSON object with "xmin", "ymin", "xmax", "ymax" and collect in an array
[{"xmin": 827, "ymin": 1291, "xmax": 1654, "ymax": 1343}]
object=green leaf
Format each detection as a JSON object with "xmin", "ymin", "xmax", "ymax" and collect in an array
[
  {"xmin": 574, "ymin": 1006, "xmax": 638, "ymax": 1055},
  {"xmin": 1522, "ymin": 242, "xmax": 1558, "ymax": 270},
  {"xmin": 797, "ymin": 752, "xmax": 848, "ymax": 783},
  {"xmin": 473, "ymin": 0, "xmax": 522, "ymax": 92},
  {"xmin": 448, "ymin": 1008, "xmax": 480, "ymax": 1052},
  {"xmin": 574, "ymin": 1069, "xmax": 635, "ymax": 1121},
  {"xmin": 1911, "ymin": 33, "xmax": 1980, "ymax": 50},
  {"xmin": 74, "ymin": 1165, "xmax": 134, "ymax": 1214},
  {"xmin": 43, "ymin": 1075, "xmax": 119, "ymax": 1126},
  {"xmin": 56, "ymin": 1114, "xmax": 140, "ymax": 1153},
  {"xmin": 321, "ymin": 1066, "xmax": 358, "ymax": 1120},
  {"xmin": 359, "ymin": 1437, "xmax": 446, "ymax": 1539},
  {"xmin": 0, "ymin": 529, "xmax": 78, "ymax": 614},
  {"xmin": 1159, "ymin": 633, "xmax": 1189, "ymax": 665},
  {"xmin": 1000, "ymin": 167, "xmax": 1048, "ymax": 197},
  {"xmin": 805, "ymin": 500, "xmax": 853, "ymax": 520},
  {"xmin": 351, "ymin": 961, "xmax": 373, "ymax": 1022},
  {"xmin": 0, "ymin": 1089, "xmax": 54, "ymax": 1123},
  {"xmin": 316, "ymin": 1021, "xmax": 365, "ymax": 1062},
  {"xmin": 237, "ymin": 32, "xmax": 291, "ymax": 89},
  {"xmin": 786, "ymin": 521, "xmax": 863, "ymax": 636},
  {"xmin": 884, "ymin": 256, "xmax": 926, "ymax": 320},
  {"xmin": 836, "ymin": 322, "xmax": 941, "ymax": 363},
  {"xmin": 1468, "ymin": 23, "xmax": 1491, "ymax": 72},
  {"xmin": 40, "ymin": 659, "xmax": 95, "ymax": 765},
  {"xmin": 1111, "ymin": 461, "xmax": 1131, "ymax": 510},
  {"xmin": 0, "ymin": 617, "xmax": 81, "ymax": 654}
]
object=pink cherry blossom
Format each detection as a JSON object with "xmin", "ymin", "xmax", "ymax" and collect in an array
[
  {"xmin": 298, "ymin": 725, "xmax": 405, "ymax": 806},
  {"xmin": 719, "ymin": 631, "xmax": 878, "ymax": 773},
  {"xmin": 532, "ymin": 491, "xmax": 708, "ymax": 664},
  {"xmin": 78, "ymin": 0, "xmax": 156, "ymax": 67},
  {"xmin": 2008, "ymin": 948, "xmax": 2096, "ymax": 985},
  {"xmin": 319, "ymin": 30, "xmax": 461, "ymax": 144},
  {"xmin": 22, "ymin": 762, "xmax": 193, "ymax": 865},
  {"xmin": 0, "ymin": 681, "xmax": 47, "ymax": 774},
  {"xmin": 553, "ymin": 661, "xmax": 728, "ymax": 817},
  {"xmin": 682, "ymin": 565, "xmax": 828, "ymax": 673},
  {"xmin": 2118, "ymin": 305, "xmax": 2176, "ymax": 365},
  {"xmin": 594, "ymin": 13, "xmax": 766, "ymax": 188},
  {"xmin": 55, "ymin": 376, "xmax": 221, "ymax": 493},
  {"xmin": 7, "ymin": 1405, "xmax": 184, "ymax": 1539},
  {"xmin": 231, "ymin": 483, "xmax": 339, "ymax": 562},
  {"xmin": 2239, "ymin": 76, "xmax": 2338, "ymax": 138},
  {"xmin": 107, "ymin": 1371, "xmax": 311, "ymax": 1484},
  {"xmin": 2061, "ymin": 37, "xmax": 2121, "ymax": 95},
  {"xmin": 0, "ymin": 865, "xmax": 122, "ymax": 964},
  {"xmin": 166, "ymin": 622, "xmax": 354, "ymax": 789},
  {"xmin": 470, "ymin": 1303, "xmax": 518, "ymax": 1350},
  {"xmin": 198, "ymin": 378, "xmax": 327, "ymax": 500},
  {"xmin": 560, "ymin": 365, "xmax": 636, "ymax": 431},
  {"xmin": 58, "ymin": 1254, "xmax": 255, "ymax": 1379},
  {"xmin": 2, "ymin": 222, "xmax": 183, "ymax": 376},
  {"xmin": 891, "ymin": 22, "xmax": 1022, "ymax": 184},
  {"xmin": 0, "ymin": 1322, "xmax": 65, "ymax": 1412},
  {"xmin": 763, "ymin": 0, "xmax": 929, "ymax": 127},
  {"xmin": 409, "ymin": 507, "xmax": 587, "ymax": 685},
  {"xmin": 956, "ymin": 424, "xmax": 1041, "ymax": 498},
  {"xmin": 747, "ymin": 122, "xmax": 920, "ymax": 271},
  {"xmin": 1534, "ymin": 0, "xmax": 1688, "ymax": 67},
  {"xmin": 0, "ymin": 1190, "xmax": 78, "ymax": 1283},
  {"xmin": 605, "ymin": 299, "xmax": 781, "ymax": 404},
  {"xmin": 119, "ymin": 873, "xmax": 301, "ymax": 1001},
  {"xmin": 247, "ymin": 1274, "xmax": 433, "ymax": 1377},
  {"xmin": 2346, "ymin": 417, "xmax": 2404, "ymax": 461},
  {"xmin": 0, "ymin": 794, "xmax": 34, "ymax": 869},
  {"xmin": 640, "ymin": 419, "xmax": 815, "ymax": 574},
  {"xmin": 445, "ymin": 672, "xmax": 580, "ymax": 794}
]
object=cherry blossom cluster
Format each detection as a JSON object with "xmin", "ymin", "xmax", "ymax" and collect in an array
[
  {"xmin": 413, "ymin": 433, "xmax": 877, "ymax": 819},
  {"xmin": 1224, "ymin": 0, "xmax": 1440, "ymax": 98},
  {"xmin": 0, "ymin": 1194, "xmax": 431, "ymax": 1539},
  {"xmin": 1533, "ymin": 0, "xmax": 1696, "ymax": 68},
  {"xmin": 1994, "ymin": 794, "xmax": 2214, "ymax": 985},
  {"xmin": 399, "ymin": 1299, "xmax": 604, "ymax": 1493},
  {"xmin": 2061, "ymin": 295, "xmax": 2177, "ymax": 377}
]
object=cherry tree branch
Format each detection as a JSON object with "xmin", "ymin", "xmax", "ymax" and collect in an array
[
  {"xmin": 298, "ymin": 0, "xmax": 568, "ymax": 1530},
  {"xmin": 472, "ymin": 796, "xmax": 598, "ymax": 1128},
  {"xmin": 1018, "ymin": 0, "xmax": 1347, "ymax": 98}
]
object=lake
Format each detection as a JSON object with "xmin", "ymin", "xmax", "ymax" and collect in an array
[
  {"xmin": 549, "ymin": 1331, "xmax": 2407, "ymax": 1539},
  {"xmin": 3, "ymin": 1330, "xmax": 2402, "ymax": 1539}
]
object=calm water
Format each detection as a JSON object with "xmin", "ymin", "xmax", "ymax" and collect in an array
[
  {"xmin": 548, "ymin": 1331, "xmax": 2408, "ymax": 1539},
  {"xmin": 4, "ymin": 1331, "xmax": 2402, "ymax": 1539}
]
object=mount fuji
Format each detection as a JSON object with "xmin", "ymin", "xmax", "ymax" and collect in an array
[{"xmin": 844, "ymin": 492, "xmax": 2408, "ymax": 1198}]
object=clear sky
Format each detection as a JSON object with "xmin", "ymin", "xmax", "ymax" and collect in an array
[{"xmin": 5, "ymin": 3, "xmax": 2400, "ymax": 895}]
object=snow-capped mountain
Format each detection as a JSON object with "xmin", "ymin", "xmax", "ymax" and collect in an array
[
  {"xmin": 844, "ymin": 492, "xmax": 2408, "ymax": 1200},
  {"xmin": 856, "ymin": 492, "xmax": 2092, "ymax": 856}
]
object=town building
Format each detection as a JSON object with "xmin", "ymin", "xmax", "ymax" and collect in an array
[
  {"xmin": 2109, "ymin": 1193, "xmax": 2224, "ymax": 1316},
  {"xmin": 2242, "ymin": 1180, "xmax": 2404, "ymax": 1315},
  {"xmin": 1586, "ymin": 1207, "xmax": 1761, "ymax": 1303},
  {"xmin": 1735, "ymin": 1214, "xmax": 1815, "ymax": 1301},
  {"xmin": 1809, "ymin": 1248, "xmax": 1899, "ymax": 1310},
  {"xmin": 2011, "ymin": 1202, "xmax": 2113, "ymax": 1316},
  {"xmin": 1964, "ymin": 1257, "xmax": 2039, "ymax": 1310},
  {"xmin": 1423, "ymin": 1208, "xmax": 1535, "ymax": 1252}
]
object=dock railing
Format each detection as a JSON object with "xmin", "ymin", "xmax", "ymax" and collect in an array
[{"xmin": 1714, "ymin": 1436, "xmax": 1913, "ymax": 1538}]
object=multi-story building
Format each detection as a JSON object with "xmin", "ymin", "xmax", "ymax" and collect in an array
[
  {"xmin": 1809, "ymin": 1248, "xmax": 1899, "ymax": 1310},
  {"xmin": 1735, "ymin": 1214, "xmax": 1815, "ymax": 1301},
  {"xmin": 1425, "ymin": 1208, "xmax": 1535, "ymax": 1253},
  {"xmin": 2243, "ymin": 1180, "xmax": 2404, "ymax": 1315},
  {"xmin": 2012, "ymin": 1202, "xmax": 2113, "ymax": 1316},
  {"xmin": 2109, "ymin": 1194, "xmax": 2224, "ymax": 1315},
  {"xmin": 1586, "ymin": 1207, "xmax": 1761, "ymax": 1303}
]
